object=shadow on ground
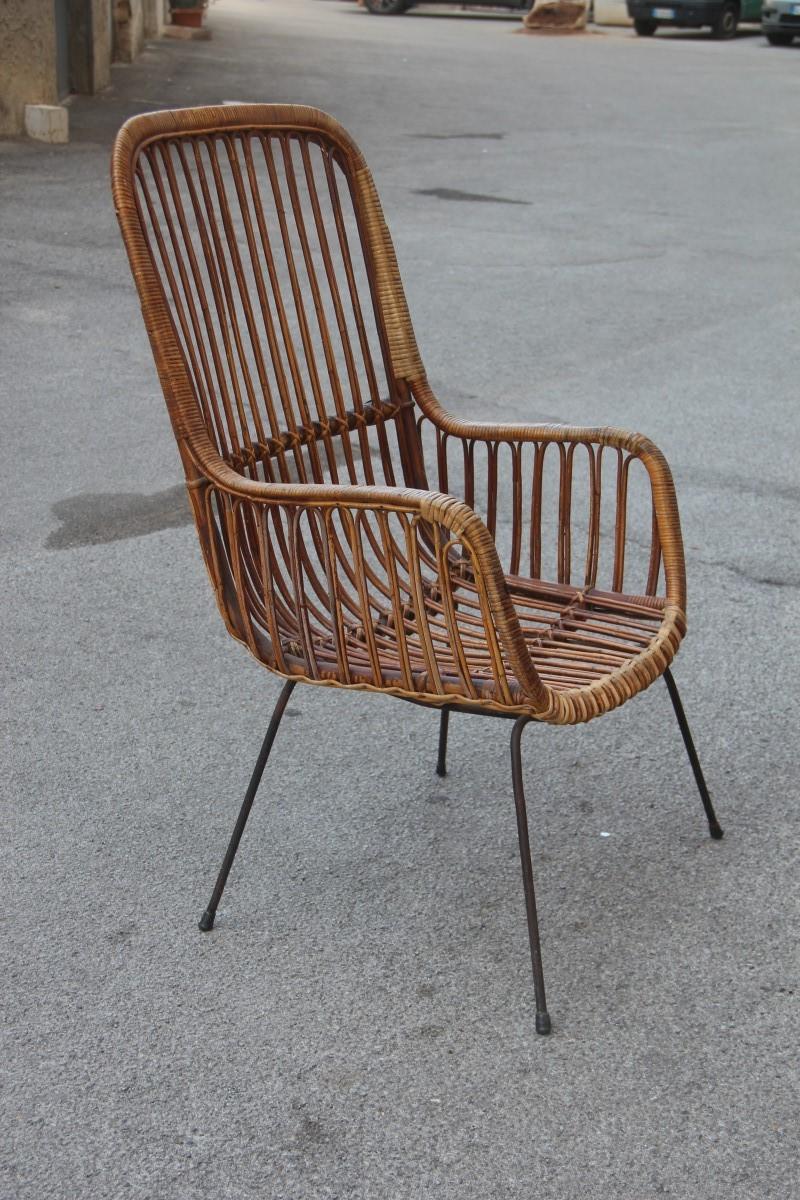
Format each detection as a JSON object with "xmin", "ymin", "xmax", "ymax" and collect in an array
[{"xmin": 47, "ymin": 485, "xmax": 192, "ymax": 549}]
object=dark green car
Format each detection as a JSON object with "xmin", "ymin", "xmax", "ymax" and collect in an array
[
  {"xmin": 365, "ymin": 0, "xmax": 528, "ymax": 12},
  {"xmin": 626, "ymin": 0, "xmax": 762, "ymax": 35}
]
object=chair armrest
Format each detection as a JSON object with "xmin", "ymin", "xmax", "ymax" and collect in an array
[
  {"xmin": 182, "ymin": 442, "xmax": 551, "ymax": 714},
  {"xmin": 411, "ymin": 379, "xmax": 686, "ymax": 613}
]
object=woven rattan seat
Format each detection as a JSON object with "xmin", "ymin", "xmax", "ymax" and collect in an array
[
  {"xmin": 112, "ymin": 104, "xmax": 722, "ymax": 1035},
  {"xmin": 292, "ymin": 574, "xmax": 668, "ymax": 706}
]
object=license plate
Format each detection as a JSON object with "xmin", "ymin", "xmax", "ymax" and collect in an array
[{"xmin": 653, "ymin": 6, "xmax": 675, "ymax": 16}]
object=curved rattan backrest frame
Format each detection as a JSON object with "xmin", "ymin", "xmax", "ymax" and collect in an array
[{"xmin": 111, "ymin": 104, "xmax": 428, "ymax": 491}]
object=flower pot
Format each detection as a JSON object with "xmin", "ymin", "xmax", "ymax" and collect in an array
[{"xmin": 171, "ymin": 7, "xmax": 204, "ymax": 26}]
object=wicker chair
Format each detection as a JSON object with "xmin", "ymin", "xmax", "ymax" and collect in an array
[{"xmin": 111, "ymin": 105, "xmax": 722, "ymax": 1034}]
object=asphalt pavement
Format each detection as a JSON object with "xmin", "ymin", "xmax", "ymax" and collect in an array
[{"xmin": 2, "ymin": 1, "xmax": 799, "ymax": 1196}]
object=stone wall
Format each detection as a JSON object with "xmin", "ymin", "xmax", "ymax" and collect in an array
[
  {"xmin": 0, "ymin": 0, "xmax": 156, "ymax": 136},
  {"xmin": 0, "ymin": 0, "xmax": 59, "ymax": 136},
  {"xmin": 90, "ymin": 0, "xmax": 112, "ymax": 89},
  {"xmin": 142, "ymin": 0, "xmax": 167, "ymax": 39},
  {"xmin": 66, "ymin": 0, "xmax": 112, "ymax": 93},
  {"xmin": 113, "ymin": 0, "xmax": 145, "ymax": 63}
]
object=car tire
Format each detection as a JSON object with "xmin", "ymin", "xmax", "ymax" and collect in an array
[
  {"xmin": 765, "ymin": 31, "xmax": 794, "ymax": 43},
  {"xmin": 364, "ymin": 0, "xmax": 410, "ymax": 13},
  {"xmin": 711, "ymin": 2, "xmax": 738, "ymax": 37},
  {"xmin": 633, "ymin": 17, "xmax": 658, "ymax": 33}
]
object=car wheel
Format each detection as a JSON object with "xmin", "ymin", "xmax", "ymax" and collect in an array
[
  {"xmin": 365, "ymin": 0, "xmax": 410, "ymax": 13},
  {"xmin": 711, "ymin": 2, "xmax": 738, "ymax": 37},
  {"xmin": 633, "ymin": 17, "xmax": 658, "ymax": 33},
  {"xmin": 765, "ymin": 31, "xmax": 794, "ymax": 44}
]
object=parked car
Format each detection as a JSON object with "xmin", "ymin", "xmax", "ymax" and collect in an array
[
  {"xmin": 762, "ymin": 0, "xmax": 800, "ymax": 42},
  {"xmin": 626, "ymin": 0, "xmax": 762, "ymax": 36},
  {"xmin": 364, "ymin": 0, "xmax": 528, "ymax": 13}
]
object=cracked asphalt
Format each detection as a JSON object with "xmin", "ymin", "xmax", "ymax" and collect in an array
[{"xmin": 2, "ymin": 1, "xmax": 799, "ymax": 1196}]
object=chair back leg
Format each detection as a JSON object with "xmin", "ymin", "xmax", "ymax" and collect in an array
[
  {"xmin": 436, "ymin": 707, "xmax": 451, "ymax": 777},
  {"xmin": 199, "ymin": 679, "xmax": 297, "ymax": 932},
  {"xmin": 510, "ymin": 717, "xmax": 552, "ymax": 1035},
  {"xmin": 663, "ymin": 669, "xmax": 724, "ymax": 840}
]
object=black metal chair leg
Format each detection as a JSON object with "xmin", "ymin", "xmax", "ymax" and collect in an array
[
  {"xmin": 510, "ymin": 717, "xmax": 551, "ymax": 1035},
  {"xmin": 436, "ymin": 706, "xmax": 451, "ymax": 777},
  {"xmin": 198, "ymin": 679, "xmax": 297, "ymax": 932},
  {"xmin": 663, "ymin": 667, "xmax": 723, "ymax": 840}
]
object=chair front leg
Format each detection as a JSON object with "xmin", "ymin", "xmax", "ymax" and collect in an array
[
  {"xmin": 510, "ymin": 717, "xmax": 552, "ymax": 1035},
  {"xmin": 198, "ymin": 678, "xmax": 297, "ymax": 932},
  {"xmin": 663, "ymin": 668, "xmax": 724, "ymax": 840}
]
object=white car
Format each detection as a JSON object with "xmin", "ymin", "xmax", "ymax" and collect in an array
[{"xmin": 762, "ymin": 0, "xmax": 800, "ymax": 42}]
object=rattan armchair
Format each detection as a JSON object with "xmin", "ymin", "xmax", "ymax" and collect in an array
[{"xmin": 111, "ymin": 104, "xmax": 722, "ymax": 1034}]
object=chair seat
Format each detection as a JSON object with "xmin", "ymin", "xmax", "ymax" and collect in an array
[
  {"xmin": 502, "ymin": 575, "xmax": 665, "ymax": 693},
  {"xmin": 294, "ymin": 568, "xmax": 666, "ymax": 707}
]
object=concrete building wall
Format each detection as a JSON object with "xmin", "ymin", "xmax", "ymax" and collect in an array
[
  {"xmin": 0, "ymin": 0, "xmax": 59, "ymax": 136},
  {"xmin": 90, "ymin": 0, "xmax": 112, "ymax": 90},
  {"xmin": 66, "ymin": 0, "xmax": 112, "ymax": 93},
  {"xmin": 113, "ymin": 0, "xmax": 145, "ymax": 63},
  {"xmin": 142, "ymin": 0, "xmax": 166, "ymax": 39},
  {"xmin": 0, "ymin": 0, "xmax": 157, "ymax": 137}
]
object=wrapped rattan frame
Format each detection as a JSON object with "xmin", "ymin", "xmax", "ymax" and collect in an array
[{"xmin": 111, "ymin": 103, "xmax": 688, "ymax": 726}]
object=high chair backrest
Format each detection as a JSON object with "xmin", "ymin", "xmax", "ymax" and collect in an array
[{"xmin": 111, "ymin": 104, "xmax": 428, "ymax": 491}]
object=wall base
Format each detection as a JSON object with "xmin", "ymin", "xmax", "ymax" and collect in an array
[
  {"xmin": 163, "ymin": 24, "xmax": 211, "ymax": 39},
  {"xmin": 25, "ymin": 104, "xmax": 70, "ymax": 144}
]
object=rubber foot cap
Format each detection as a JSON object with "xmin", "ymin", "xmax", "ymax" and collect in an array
[
  {"xmin": 536, "ymin": 1011, "xmax": 552, "ymax": 1035},
  {"xmin": 435, "ymin": 765, "xmax": 447, "ymax": 778},
  {"xmin": 198, "ymin": 910, "xmax": 216, "ymax": 932},
  {"xmin": 709, "ymin": 825, "xmax": 724, "ymax": 840}
]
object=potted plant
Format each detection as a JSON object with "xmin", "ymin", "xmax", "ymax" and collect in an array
[{"xmin": 169, "ymin": 0, "xmax": 208, "ymax": 28}]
